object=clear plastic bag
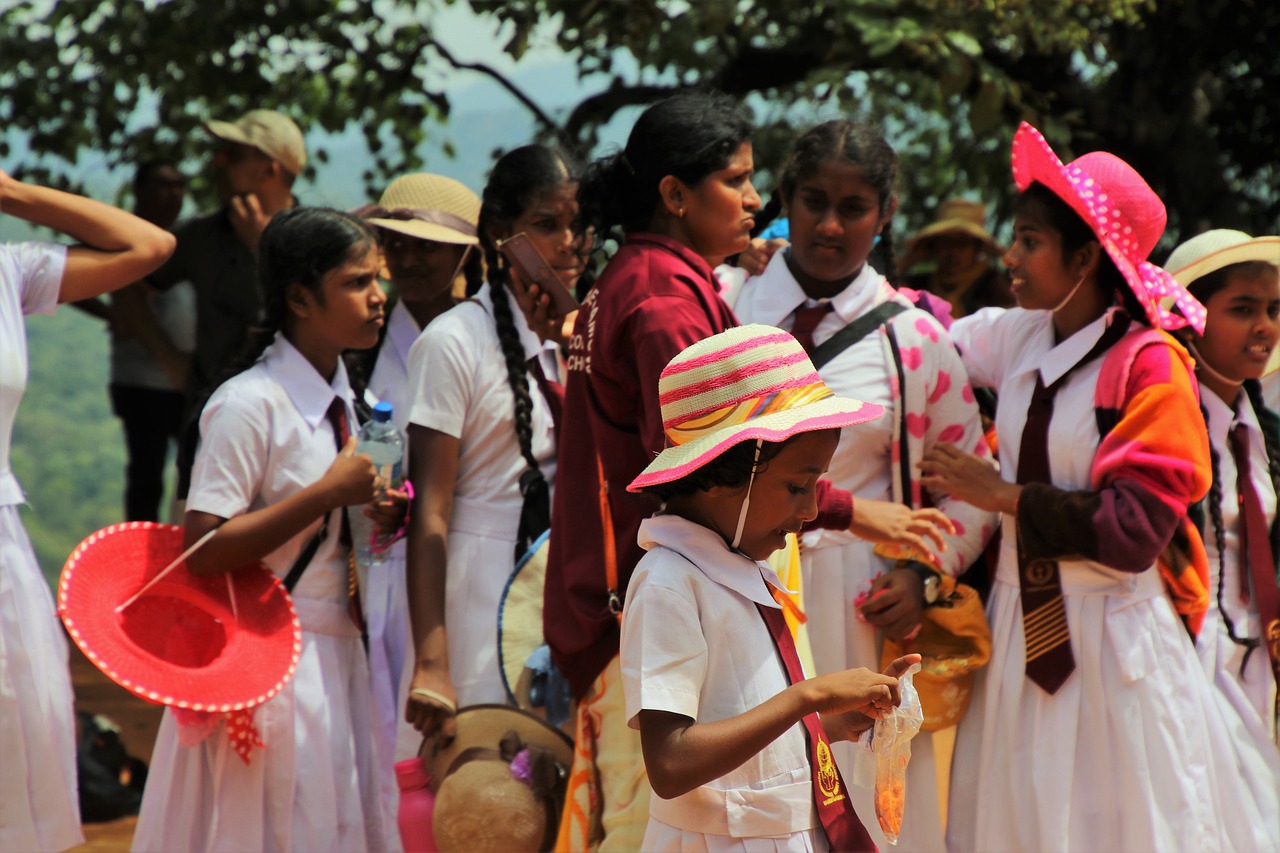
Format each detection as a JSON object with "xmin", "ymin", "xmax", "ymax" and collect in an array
[{"xmin": 871, "ymin": 661, "xmax": 922, "ymax": 845}]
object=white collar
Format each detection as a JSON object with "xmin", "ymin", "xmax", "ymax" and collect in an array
[
  {"xmin": 1033, "ymin": 306, "xmax": 1128, "ymax": 387},
  {"xmin": 263, "ymin": 332, "xmax": 355, "ymax": 430},
  {"xmin": 387, "ymin": 300, "xmax": 422, "ymax": 367},
  {"xmin": 744, "ymin": 250, "xmax": 901, "ymax": 327},
  {"xmin": 637, "ymin": 513, "xmax": 793, "ymax": 608}
]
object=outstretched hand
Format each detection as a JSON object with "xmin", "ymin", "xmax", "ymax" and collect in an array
[
  {"xmin": 918, "ymin": 442, "xmax": 1019, "ymax": 514},
  {"xmin": 849, "ymin": 498, "xmax": 953, "ymax": 563}
]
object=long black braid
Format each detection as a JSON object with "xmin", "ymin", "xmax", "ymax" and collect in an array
[
  {"xmin": 477, "ymin": 144, "xmax": 581, "ymax": 558},
  {"xmin": 1201, "ymin": 378, "xmax": 1280, "ymax": 675}
]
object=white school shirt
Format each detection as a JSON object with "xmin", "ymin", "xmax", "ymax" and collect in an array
[
  {"xmin": 733, "ymin": 255, "xmax": 895, "ymax": 528},
  {"xmin": 406, "ymin": 281, "xmax": 559, "ymax": 522},
  {"xmin": 0, "ymin": 241, "xmax": 65, "ymax": 506},
  {"xmin": 1202, "ymin": 388, "xmax": 1277, "ymax": 640},
  {"xmin": 188, "ymin": 332, "xmax": 359, "ymax": 605},
  {"xmin": 621, "ymin": 513, "xmax": 819, "ymax": 842},
  {"xmin": 367, "ymin": 299, "xmax": 421, "ymax": 436}
]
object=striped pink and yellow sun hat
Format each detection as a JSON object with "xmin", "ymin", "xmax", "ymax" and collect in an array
[{"xmin": 628, "ymin": 324, "xmax": 884, "ymax": 491}]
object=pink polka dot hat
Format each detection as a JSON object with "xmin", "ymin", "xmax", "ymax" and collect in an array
[
  {"xmin": 59, "ymin": 522, "xmax": 302, "ymax": 714},
  {"xmin": 1011, "ymin": 121, "xmax": 1206, "ymax": 334}
]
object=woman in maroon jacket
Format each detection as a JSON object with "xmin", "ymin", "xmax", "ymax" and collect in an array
[{"xmin": 545, "ymin": 94, "xmax": 949, "ymax": 850}]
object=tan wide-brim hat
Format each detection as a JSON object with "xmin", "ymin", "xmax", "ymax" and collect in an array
[
  {"xmin": 423, "ymin": 704, "xmax": 574, "ymax": 788},
  {"xmin": 204, "ymin": 109, "xmax": 307, "ymax": 176},
  {"xmin": 364, "ymin": 173, "xmax": 481, "ymax": 246},
  {"xmin": 433, "ymin": 762, "xmax": 549, "ymax": 852},
  {"xmin": 905, "ymin": 198, "xmax": 1003, "ymax": 258},
  {"xmin": 1165, "ymin": 229, "xmax": 1280, "ymax": 289}
]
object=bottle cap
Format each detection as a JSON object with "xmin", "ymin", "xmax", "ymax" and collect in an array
[
  {"xmin": 395, "ymin": 756, "xmax": 431, "ymax": 790},
  {"xmin": 372, "ymin": 401, "xmax": 394, "ymax": 423}
]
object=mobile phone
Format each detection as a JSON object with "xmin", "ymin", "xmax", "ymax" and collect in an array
[{"xmin": 497, "ymin": 233, "xmax": 579, "ymax": 317}]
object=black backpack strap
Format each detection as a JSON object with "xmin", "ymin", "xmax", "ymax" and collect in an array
[
  {"xmin": 283, "ymin": 517, "xmax": 330, "ymax": 592},
  {"xmin": 809, "ymin": 300, "xmax": 909, "ymax": 370}
]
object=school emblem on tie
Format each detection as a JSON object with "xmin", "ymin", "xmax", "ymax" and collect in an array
[{"xmin": 816, "ymin": 740, "xmax": 844, "ymax": 805}]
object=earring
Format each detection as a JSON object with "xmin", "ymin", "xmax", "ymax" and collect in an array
[{"xmin": 677, "ymin": 208, "xmax": 686, "ymax": 219}]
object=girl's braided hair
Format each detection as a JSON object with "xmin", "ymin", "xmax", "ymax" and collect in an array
[{"xmin": 478, "ymin": 144, "xmax": 580, "ymax": 556}]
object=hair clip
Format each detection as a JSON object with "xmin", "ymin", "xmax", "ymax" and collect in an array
[{"xmin": 619, "ymin": 154, "xmax": 637, "ymax": 177}]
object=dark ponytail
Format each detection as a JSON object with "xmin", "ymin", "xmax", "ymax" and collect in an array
[
  {"xmin": 478, "ymin": 144, "xmax": 580, "ymax": 557},
  {"xmin": 578, "ymin": 91, "xmax": 753, "ymax": 244}
]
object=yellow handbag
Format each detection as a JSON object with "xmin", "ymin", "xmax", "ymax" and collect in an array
[{"xmin": 880, "ymin": 572, "xmax": 992, "ymax": 731}]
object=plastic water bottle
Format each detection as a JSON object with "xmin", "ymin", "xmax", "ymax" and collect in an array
[
  {"xmin": 395, "ymin": 757, "xmax": 438, "ymax": 853},
  {"xmin": 354, "ymin": 401, "xmax": 404, "ymax": 567}
]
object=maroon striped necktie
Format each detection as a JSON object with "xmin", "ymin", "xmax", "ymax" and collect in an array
[
  {"xmin": 756, "ymin": 601, "xmax": 875, "ymax": 852},
  {"xmin": 1015, "ymin": 318, "xmax": 1129, "ymax": 694},
  {"xmin": 1227, "ymin": 416, "xmax": 1280, "ymax": 691},
  {"xmin": 791, "ymin": 303, "xmax": 834, "ymax": 354}
]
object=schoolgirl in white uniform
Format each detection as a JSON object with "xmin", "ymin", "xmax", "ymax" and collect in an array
[
  {"xmin": 134, "ymin": 208, "xmax": 394, "ymax": 852},
  {"xmin": 0, "ymin": 169, "xmax": 174, "ymax": 853},
  {"xmin": 350, "ymin": 174, "xmax": 483, "ymax": 824},
  {"xmin": 732, "ymin": 121, "xmax": 995, "ymax": 853},
  {"xmin": 621, "ymin": 324, "xmax": 914, "ymax": 853},
  {"xmin": 922, "ymin": 123, "xmax": 1261, "ymax": 851},
  {"xmin": 1165, "ymin": 229, "xmax": 1280, "ymax": 847},
  {"xmin": 404, "ymin": 145, "xmax": 583, "ymax": 736}
]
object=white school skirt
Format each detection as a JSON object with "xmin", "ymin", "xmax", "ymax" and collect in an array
[
  {"xmin": 133, "ymin": 596, "xmax": 390, "ymax": 853},
  {"xmin": 1196, "ymin": 607, "xmax": 1280, "ymax": 851},
  {"xmin": 0, "ymin": 504, "xmax": 83, "ymax": 852},
  {"xmin": 802, "ymin": 538, "xmax": 945, "ymax": 853},
  {"xmin": 947, "ymin": 533, "xmax": 1264, "ymax": 852},
  {"xmin": 445, "ymin": 496, "xmax": 521, "ymax": 707},
  {"xmin": 360, "ymin": 544, "xmax": 419, "ymax": 853}
]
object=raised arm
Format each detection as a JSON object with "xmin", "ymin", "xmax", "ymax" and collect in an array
[{"xmin": 0, "ymin": 168, "xmax": 175, "ymax": 303}]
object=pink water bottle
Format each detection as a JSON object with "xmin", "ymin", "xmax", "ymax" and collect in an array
[{"xmin": 395, "ymin": 757, "xmax": 438, "ymax": 852}]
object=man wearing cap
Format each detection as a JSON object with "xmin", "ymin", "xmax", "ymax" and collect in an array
[
  {"xmin": 147, "ymin": 108, "xmax": 306, "ymax": 398},
  {"xmin": 899, "ymin": 198, "xmax": 1013, "ymax": 318}
]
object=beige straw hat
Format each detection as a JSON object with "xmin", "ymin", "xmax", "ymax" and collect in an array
[
  {"xmin": 204, "ymin": 109, "xmax": 307, "ymax": 176},
  {"xmin": 364, "ymin": 173, "xmax": 481, "ymax": 245},
  {"xmin": 905, "ymin": 199, "xmax": 1003, "ymax": 257},
  {"xmin": 627, "ymin": 324, "xmax": 883, "ymax": 491},
  {"xmin": 1165, "ymin": 229, "xmax": 1280, "ymax": 289}
]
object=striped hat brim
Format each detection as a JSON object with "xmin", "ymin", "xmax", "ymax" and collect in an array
[{"xmin": 628, "ymin": 395, "xmax": 883, "ymax": 491}]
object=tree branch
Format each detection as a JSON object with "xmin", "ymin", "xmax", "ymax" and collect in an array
[{"xmin": 429, "ymin": 39, "xmax": 566, "ymax": 143}]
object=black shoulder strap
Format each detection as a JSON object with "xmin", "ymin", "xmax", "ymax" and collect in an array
[
  {"xmin": 809, "ymin": 300, "xmax": 909, "ymax": 370},
  {"xmin": 283, "ymin": 517, "xmax": 330, "ymax": 592}
]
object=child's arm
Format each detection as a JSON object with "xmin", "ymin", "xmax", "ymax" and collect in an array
[
  {"xmin": 183, "ymin": 436, "xmax": 377, "ymax": 576},
  {"xmin": 638, "ymin": 665, "xmax": 902, "ymax": 800}
]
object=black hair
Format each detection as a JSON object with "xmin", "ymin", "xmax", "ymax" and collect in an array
[
  {"xmin": 204, "ymin": 207, "xmax": 376, "ymax": 398},
  {"xmin": 777, "ymin": 120, "xmax": 900, "ymax": 283},
  {"xmin": 1187, "ymin": 260, "xmax": 1279, "ymax": 306},
  {"xmin": 639, "ymin": 433, "xmax": 815, "ymax": 504},
  {"xmin": 177, "ymin": 207, "xmax": 376, "ymax": 498},
  {"xmin": 578, "ymin": 91, "xmax": 753, "ymax": 242},
  {"xmin": 1017, "ymin": 182, "xmax": 1150, "ymax": 325},
  {"xmin": 478, "ymin": 144, "xmax": 580, "ymax": 555},
  {"xmin": 133, "ymin": 159, "xmax": 182, "ymax": 190},
  {"xmin": 1200, "ymin": 379, "xmax": 1280, "ymax": 673}
]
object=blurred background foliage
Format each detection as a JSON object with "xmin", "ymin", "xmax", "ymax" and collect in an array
[{"xmin": 4, "ymin": 0, "xmax": 1280, "ymax": 581}]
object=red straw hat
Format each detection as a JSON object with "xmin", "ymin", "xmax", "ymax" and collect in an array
[
  {"xmin": 1010, "ymin": 121, "xmax": 1205, "ymax": 334},
  {"xmin": 59, "ymin": 522, "xmax": 302, "ymax": 713},
  {"xmin": 628, "ymin": 324, "xmax": 883, "ymax": 491}
]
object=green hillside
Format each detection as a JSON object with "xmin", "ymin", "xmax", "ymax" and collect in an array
[{"xmin": 15, "ymin": 307, "xmax": 148, "ymax": 588}]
